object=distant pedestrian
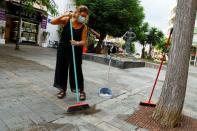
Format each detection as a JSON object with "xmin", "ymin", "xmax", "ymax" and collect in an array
[{"xmin": 51, "ymin": 5, "xmax": 89, "ymax": 100}]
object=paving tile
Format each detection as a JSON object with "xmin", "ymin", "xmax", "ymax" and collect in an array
[
  {"xmin": 97, "ymin": 122, "xmax": 123, "ymax": 131},
  {"xmin": 0, "ymin": 119, "xmax": 10, "ymax": 131},
  {"xmin": 79, "ymin": 123, "xmax": 104, "ymax": 131},
  {"xmin": 81, "ymin": 115, "xmax": 103, "ymax": 126}
]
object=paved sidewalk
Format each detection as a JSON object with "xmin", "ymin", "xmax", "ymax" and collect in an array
[{"xmin": 0, "ymin": 44, "xmax": 196, "ymax": 131}]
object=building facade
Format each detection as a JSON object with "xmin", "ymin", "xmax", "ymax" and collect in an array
[
  {"xmin": 0, "ymin": 0, "xmax": 76, "ymax": 47},
  {"xmin": 168, "ymin": 3, "xmax": 197, "ymax": 66},
  {"xmin": 0, "ymin": 0, "xmax": 49, "ymax": 46}
]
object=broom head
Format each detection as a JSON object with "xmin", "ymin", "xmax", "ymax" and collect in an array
[
  {"xmin": 139, "ymin": 101, "xmax": 156, "ymax": 107},
  {"xmin": 67, "ymin": 102, "xmax": 90, "ymax": 113}
]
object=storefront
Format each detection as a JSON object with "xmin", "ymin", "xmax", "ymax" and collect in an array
[{"xmin": 3, "ymin": 1, "xmax": 47, "ymax": 45}]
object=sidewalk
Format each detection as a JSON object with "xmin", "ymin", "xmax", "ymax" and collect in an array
[{"xmin": 0, "ymin": 44, "xmax": 196, "ymax": 131}]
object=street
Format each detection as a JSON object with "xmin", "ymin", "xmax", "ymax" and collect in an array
[{"xmin": 0, "ymin": 44, "xmax": 196, "ymax": 131}]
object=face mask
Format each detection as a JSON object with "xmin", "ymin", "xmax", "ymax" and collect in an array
[{"xmin": 77, "ymin": 16, "xmax": 86, "ymax": 24}]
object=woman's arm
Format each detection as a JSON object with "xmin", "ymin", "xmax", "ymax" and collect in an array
[{"xmin": 51, "ymin": 12, "xmax": 71, "ymax": 25}]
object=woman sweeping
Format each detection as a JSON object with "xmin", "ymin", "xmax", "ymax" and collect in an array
[{"xmin": 51, "ymin": 5, "xmax": 88, "ymax": 100}]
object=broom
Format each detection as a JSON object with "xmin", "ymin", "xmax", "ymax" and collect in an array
[
  {"xmin": 139, "ymin": 28, "xmax": 173, "ymax": 107},
  {"xmin": 67, "ymin": 18, "xmax": 90, "ymax": 113}
]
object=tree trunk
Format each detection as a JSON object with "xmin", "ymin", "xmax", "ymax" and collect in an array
[
  {"xmin": 148, "ymin": 44, "xmax": 153, "ymax": 59},
  {"xmin": 96, "ymin": 34, "xmax": 106, "ymax": 54},
  {"xmin": 152, "ymin": 0, "xmax": 197, "ymax": 127},
  {"xmin": 141, "ymin": 45, "xmax": 146, "ymax": 58}
]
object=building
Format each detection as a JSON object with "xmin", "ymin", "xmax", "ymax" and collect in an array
[
  {"xmin": 0, "ymin": 0, "xmax": 49, "ymax": 46},
  {"xmin": 0, "ymin": 0, "xmax": 76, "ymax": 47},
  {"xmin": 168, "ymin": 2, "xmax": 197, "ymax": 66},
  {"xmin": 45, "ymin": 0, "xmax": 76, "ymax": 47}
]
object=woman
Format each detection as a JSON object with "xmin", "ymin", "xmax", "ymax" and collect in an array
[{"xmin": 51, "ymin": 5, "xmax": 88, "ymax": 100}]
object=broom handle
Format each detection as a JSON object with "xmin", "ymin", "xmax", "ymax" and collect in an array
[
  {"xmin": 107, "ymin": 55, "xmax": 112, "ymax": 82},
  {"xmin": 148, "ymin": 28, "xmax": 173, "ymax": 103},
  {"xmin": 70, "ymin": 19, "xmax": 80, "ymax": 102}
]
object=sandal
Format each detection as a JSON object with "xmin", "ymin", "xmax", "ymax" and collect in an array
[
  {"xmin": 80, "ymin": 92, "xmax": 86, "ymax": 101},
  {"xmin": 57, "ymin": 91, "xmax": 66, "ymax": 99}
]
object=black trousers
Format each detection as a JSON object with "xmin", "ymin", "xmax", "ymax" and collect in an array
[{"xmin": 54, "ymin": 45, "xmax": 84, "ymax": 92}]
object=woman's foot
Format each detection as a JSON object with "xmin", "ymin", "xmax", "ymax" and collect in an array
[
  {"xmin": 80, "ymin": 92, "xmax": 86, "ymax": 101},
  {"xmin": 57, "ymin": 90, "xmax": 66, "ymax": 99}
]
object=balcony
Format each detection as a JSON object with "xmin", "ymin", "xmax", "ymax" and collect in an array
[{"xmin": 6, "ymin": 0, "xmax": 47, "ymax": 11}]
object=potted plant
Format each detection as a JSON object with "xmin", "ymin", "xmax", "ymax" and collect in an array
[
  {"xmin": 42, "ymin": 31, "xmax": 50, "ymax": 41},
  {"xmin": 41, "ymin": 31, "xmax": 50, "ymax": 47}
]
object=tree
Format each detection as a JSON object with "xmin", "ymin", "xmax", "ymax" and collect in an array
[
  {"xmin": 155, "ymin": 37, "xmax": 171, "ymax": 53},
  {"xmin": 12, "ymin": 0, "xmax": 58, "ymax": 50},
  {"xmin": 136, "ymin": 22, "xmax": 149, "ymax": 58},
  {"xmin": 146, "ymin": 27, "xmax": 164, "ymax": 59},
  {"xmin": 76, "ymin": 0, "xmax": 144, "ymax": 53},
  {"xmin": 87, "ymin": 32, "xmax": 98, "ymax": 53},
  {"xmin": 152, "ymin": 0, "xmax": 197, "ymax": 127},
  {"xmin": 23, "ymin": 0, "xmax": 57, "ymax": 16}
]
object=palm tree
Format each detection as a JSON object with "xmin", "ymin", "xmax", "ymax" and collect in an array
[
  {"xmin": 137, "ymin": 22, "xmax": 149, "ymax": 58},
  {"xmin": 146, "ymin": 27, "xmax": 164, "ymax": 59}
]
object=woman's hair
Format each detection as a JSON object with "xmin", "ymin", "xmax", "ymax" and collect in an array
[{"xmin": 77, "ymin": 5, "xmax": 89, "ymax": 14}]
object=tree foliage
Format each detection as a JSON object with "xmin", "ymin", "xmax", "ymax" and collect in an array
[
  {"xmin": 155, "ymin": 37, "xmax": 171, "ymax": 53},
  {"xmin": 147, "ymin": 27, "xmax": 164, "ymax": 47},
  {"xmin": 23, "ymin": 0, "xmax": 58, "ymax": 16},
  {"xmin": 135, "ymin": 22, "xmax": 149, "ymax": 58},
  {"xmin": 146, "ymin": 27, "xmax": 164, "ymax": 58},
  {"xmin": 76, "ymin": 0, "xmax": 144, "ymax": 53},
  {"xmin": 0, "ymin": 0, "xmax": 57, "ymax": 15}
]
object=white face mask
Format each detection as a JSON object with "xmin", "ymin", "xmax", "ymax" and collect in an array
[{"xmin": 77, "ymin": 16, "xmax": 86, "ymax": 24}]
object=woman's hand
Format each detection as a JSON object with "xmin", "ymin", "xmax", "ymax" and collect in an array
[
  {"xmin": 70, "ymin": 40, "xmax": 79, "ymax": 46},
  {"xmin": 63, "ymin": 12, "xmax": 72, "ymax": 18},
  {"xmin": 70, "ymin": 40, "xmax": 86, "ymax": 46}
]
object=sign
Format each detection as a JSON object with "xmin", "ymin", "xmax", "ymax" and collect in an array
[
  {"xmin": 41, "ymin": 17, "xmax": 47, "ymax": 29},
  {"xmin": 0, "ymin": 10, "xmax": 5, "ymax": 21}
]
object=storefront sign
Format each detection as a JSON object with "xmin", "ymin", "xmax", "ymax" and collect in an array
[
  {"xmin": 0, "ymin": 10, "xmax": 5, "ymax": 21},
  {"xmin": 41, "ymin": 17, "xmax": 47, "ymax": 29}
]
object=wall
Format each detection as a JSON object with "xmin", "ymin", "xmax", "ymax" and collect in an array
[{"xmin": 45, "ymin": 0, "xmax": 76, "ymax": 47}]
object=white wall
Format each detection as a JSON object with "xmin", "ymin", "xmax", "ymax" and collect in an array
[
  {"xmin": 45, "ymin": 0, "xmax": 76, "ymax": 46},
  {"xmin": 135, "ymin": 42, "xmax": 150, "ymax": 56}
]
